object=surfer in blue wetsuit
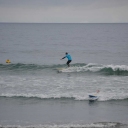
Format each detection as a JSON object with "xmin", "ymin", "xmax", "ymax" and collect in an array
[{"xmin": 61, "ymin": 52, "xmax": 72, "ymax": 67}]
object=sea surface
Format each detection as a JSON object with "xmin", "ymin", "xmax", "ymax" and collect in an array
[{"xmin": 0, "ymin": 23, "xmax": 128, "ymax": 128}]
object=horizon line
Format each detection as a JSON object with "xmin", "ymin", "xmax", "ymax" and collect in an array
[{"xmin": 0, "ymin": 22, "xmax": 128, "ymax": 24}]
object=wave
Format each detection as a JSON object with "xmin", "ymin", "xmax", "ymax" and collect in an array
[
  {"xmin": 0, "ymin": 63, "xmax": 49, "ymax": 70},
  {"xmin": 62, "ymin": 63, "xmax": 128, "ymax": 75},
  {"xmin": 1, "ymin": 94, "xmax": 128, "ymax": 102},
  {"xmin": 0, "ymin": 95, "xmax": 75, "ymax": 101},
  {"xmin": 0, "ymin": 122, "xmax": 125, "ymax": 128},
  {"xmin": 0, "ymin": 63, "xmax": 128, "ymax": 75}
]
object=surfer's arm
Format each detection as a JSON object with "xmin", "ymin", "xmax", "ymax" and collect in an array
[{"xmin": 61, "ymin": 56, "xmax": 66, "ymax": 60}]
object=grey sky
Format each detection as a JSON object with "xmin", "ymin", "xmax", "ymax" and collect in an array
[{"xmin": 0, "ymin": 0, "xmax": 128, "ymax": 23}]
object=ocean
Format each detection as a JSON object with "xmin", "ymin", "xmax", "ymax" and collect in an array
[{"xmin": 0, "ymin": 23, "xmax": 128, "ymax": 128}]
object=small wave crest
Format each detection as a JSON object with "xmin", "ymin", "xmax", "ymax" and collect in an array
[
  {"xmin": 0, "ymin": 122, "xmax": 126, "ymax": 128},
  {"xmin": 1, "ymin": 93, "xmax": 128, "ymax": 102},
  {"xmin": 0, "ymin": 63, "xmax": 48, "ymax": 71}
]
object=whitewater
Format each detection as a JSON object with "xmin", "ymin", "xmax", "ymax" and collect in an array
[{"xmin": 0, "ymin": 63, "xmax": 128, "ymax": 102}]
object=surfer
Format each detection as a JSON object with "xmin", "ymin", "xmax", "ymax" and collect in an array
[{"xmin": 61, "ymin": 52, "xmax": 72, "ymax": 67}]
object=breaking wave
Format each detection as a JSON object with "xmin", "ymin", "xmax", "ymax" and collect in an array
[{"xmin": 0, "ymin": 63, "xmax": 128, "ymax": 75}]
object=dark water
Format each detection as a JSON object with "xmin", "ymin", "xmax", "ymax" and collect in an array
[{"xmin": 0, "ymin": 23, "xmax": 128, "ymax": 127}]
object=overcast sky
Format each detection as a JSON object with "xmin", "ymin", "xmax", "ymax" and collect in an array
[{"xmin": 0, "ymin": 0, "xmax": 128, "ymax": 23}]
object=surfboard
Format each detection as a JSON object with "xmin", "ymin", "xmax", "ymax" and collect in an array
[
  {"xmin": 56, "ymin": 67, "xmax": 68, "ymax": 72},
  {"xmin": 89, "ymin": 95, "xmax": 99, "ymax": 101}
]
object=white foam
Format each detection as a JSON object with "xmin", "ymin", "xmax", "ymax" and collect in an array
[
  {"xmin": 60, "ymin": 64, "xmax": 128, "ymax": 73},
  {"xmin": 0, "ymin": 122, "xmax": 119, "ymax": 128},
  {"xmin": 107, "ymin": 64, "xmax": 128, "ymax": 71},
  {"xmin": 0, "ymin": 67, "xmax": 128, "ymax": 102}
]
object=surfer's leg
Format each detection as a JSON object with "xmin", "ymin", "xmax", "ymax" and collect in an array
[
  {"xmin": 66, "ymin": 60, "xmax": 69, "ymax": 67},
  {"xmin": 67, "ymin": 60, "xmax": 72, "ymax": 67}
]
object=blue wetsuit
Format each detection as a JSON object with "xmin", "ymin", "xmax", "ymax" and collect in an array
[{"xmin": 65, "ymin": 54, "xmax": 72, "ymax": 60}]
